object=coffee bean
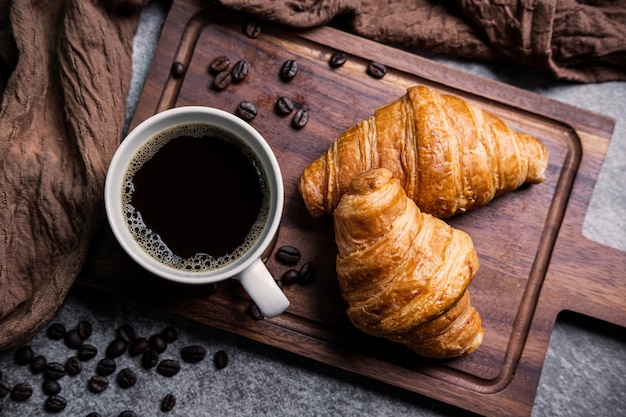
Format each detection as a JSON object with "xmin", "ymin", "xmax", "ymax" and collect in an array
[
  {"xmin": 128, "ymin": 337, "xmax": 149, "ymax": 357},
  {"xmin": 10, "ymin": 383, "xmax": 32, "ymax": 401},
  {"xmin": 161, "ymin": 393, "xmax": 176, "ymax": 412},
  {"xmin": 160, "ymin": 326, "xmax": 178, "ymax": 343},
  {"xmin": 118, "ymin": 411, "xmax": 137, "ymax": 417},
  {"xmin": 96, "ymin": 358, "xmax": 117, "ymax": 376},
  {"xmin": 117, "ymin": 368, "xmax": 137, "ymax": 389},
  {"xmin": 329, "ymin": 51, "xmax": 347, "ymax": 68},
  {"xmin": 275, "ymin": 96, "xmax": 295, "ymax": 116},
  {"xmin": 64, "ymin": 329, "xmax": 84, "ymax": 349},
  {"xmin": 65, "ymin": 356, "xmax": 82, "ymax": 376},
  {"xmin": 117, "ymin": 324, "xmax": 137, "ymax": 343},
  {"xmin": 292, "ymin": 108, "xmax": 309, "ymax": 129},
  {"xmin": 44, "ymin": 395, "xmax": 67, "ymax": 413},
  {"xmin": 214, "ymin": 350, "xmax": 229, "ymax": 370},
  {"xmin": 77, "ymin": 320, "xmax": 93, "ymax": 339},
  {"xmin": 156, "ymin": 359, "xmax": 180, "ymax": 377},
  {"xmin": 77, "ymin": 344, "xmax": 98, "ymax": 361},
  {"xmin": 244, "ymin": 21, "xmax": 261, "ymax": 38},
  {"xmin": 105, "ymin": 338, "xmax": 127, "ymax": 358},
  {"xmin": 212, "ymin": 71, "xmax": 232, "ymax": 90},
  {"xmin": 42, "ymin": 379, "xmax": 61, "ymax": 396},
  {"xmin": 149, "ymin": 334, "xmax": 167, "ymax": 353},
  {"xmin": 367, "ymin": 61, "xmax": 387, "ymax": 79},
  {"xmin": 236, "ymin": 101, "xmax": 257, "ymax": 121},
  {"xmin": 0, "ymin": 379, "xmax": 10, "ymax": 397},
  {"xmin": 86, "ymin": 413, "xmax": 102, "ymax": 417},
  {"xmin": 280, "ymin": 59, "xmax": 298, "ymax": 81},
  {"xmin": 231, "ymin": 59, "xmax": 249, "ymax": 82},
  {"xmin": 180, "ymin": 345, "xmax": 206, "ymax": 364},
  {"xmin": 14, "ymin": 345, "xmax": 34, "ymax": 365},
  {"xmin": 44, "ymin": 362, "xmax": 66, "ymax": 381},
  {"xmin": 246, "ymin": 302, "xmax": 265, "ymax": 320},
  {"xmin": 47, "ymin": 323, "xmax": 66, "ymax": 340},
  {"xmin": 30, "ymin": 355, "xmax": 47, "ymax": 374},
  {"xmin": 171, "ymin": 61, "xmax": 186, "ymax": 78},
  {"xmin": 87, "ymin": 375, "xmax": 109, "ymax": 393},
  {"xmin": 275, "ymin": 246, "xmax": 301, "ymax": 265},
  {"xmin": 141, "ymin": 349, "xmax": 159, "ymax": 369},
  {"xmin": 298, "ymin": 261, "xmax": 317, "ymax": 286},
  {"xmin": 208, "ymin": 55, "xmax": 230, "ymax": 74},
  {"xmin": 281, "ymin": 269, "xmax": 299, "ymax": 286}
]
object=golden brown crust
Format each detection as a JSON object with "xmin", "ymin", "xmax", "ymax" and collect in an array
[
  {"xmin": 334, "ymin": 168, "xmax": 483, "ymax": 358},
  {"xmin": 299, "ymin": 85, "xmax": 549, "ymax": 219}
]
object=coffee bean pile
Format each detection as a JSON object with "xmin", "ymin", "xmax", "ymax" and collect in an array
[{"xmin": 0, "ymin": 321, "xmax": 229, "ymax": 415}]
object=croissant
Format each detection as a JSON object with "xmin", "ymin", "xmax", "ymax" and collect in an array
[
  {"xmin": 334, "ymin": 168, "xmax": 483, "ymax": 358},
  {"xmin": 299, "ymin": 85, "xmax": 549, "ymax": 219}
]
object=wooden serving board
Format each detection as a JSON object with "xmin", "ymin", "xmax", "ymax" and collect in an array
[{"xmin": 77, "ymin": 1, "xmax": 626, "ymax": 415}]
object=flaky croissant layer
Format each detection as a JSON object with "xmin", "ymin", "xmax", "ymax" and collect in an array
[
  {"xmin": 299, "ymin": 85, "xmax": 549, "ymax": 219},
  {"xmin": 334, "ymin": 168, "xmax": 483, "ymax": 358}
]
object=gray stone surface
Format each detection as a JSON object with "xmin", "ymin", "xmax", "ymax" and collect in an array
[{"xmin": 1, "ymin": 1, "xmax": 625, "ymax": 416}]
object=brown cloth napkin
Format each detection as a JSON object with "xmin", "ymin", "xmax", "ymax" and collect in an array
[
  {"xmin": 0, "ymin": 0, "xmax": 145, "ymax": 350},
  {"xmin": 216, "ymin": 0, "xmax": 626, "ymax": 82}
]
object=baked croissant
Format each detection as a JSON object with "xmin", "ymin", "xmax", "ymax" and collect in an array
[
  {"xmin": 334, "ymin": 168, "xmax": 483, "ymax": 358},
  {"xmin": 300, "ymin": 85, "xmax": 549, "ymax": 219}
]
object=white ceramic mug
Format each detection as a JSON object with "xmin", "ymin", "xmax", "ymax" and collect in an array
[{"xmin": 105, "ymin": 106, "xmax": 289, "ymax": 317}]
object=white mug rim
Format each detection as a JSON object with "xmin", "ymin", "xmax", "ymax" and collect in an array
[{"xmin": 104, "ymin": 106, "xmax": 284, "ymax": 284}]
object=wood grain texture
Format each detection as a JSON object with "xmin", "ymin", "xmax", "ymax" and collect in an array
[{"xmin": 77, "ymin": 1, "xmax": 625, "ymax": 415}]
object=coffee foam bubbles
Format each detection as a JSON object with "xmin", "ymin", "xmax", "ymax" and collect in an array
[{"xmin": 121, "ymin": 123, "xmax": 270, "ymax": 272}]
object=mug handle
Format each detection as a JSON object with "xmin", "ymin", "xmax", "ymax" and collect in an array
[{"xmin": 236, "ymin": 258, "xmax": 290, "ymax": 318}]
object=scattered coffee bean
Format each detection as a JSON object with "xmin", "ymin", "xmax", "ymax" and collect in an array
[
  {"xmin": 247, "ymin": 302, "xmax": 265, "ymax": 320},
  {"xmin": 214, "ymin": 350, "xmax": 229, "ymax": 370},
  {"xmin": 105, "ymin": 338, "xmax": 127, "ymax": 359},
  {"xmin": 298, "ymin": 261, "xmax": 317, "ymax": 286},
  {"xmin": 0, "ymin": 379, "xmax": 10, "ymax": 397},
  {"xmin": 117, "ymin": 324, "xmax": 137, "ymax": 343},
  {"xmin": 30, "ymin": 355, "xmax": 47, "ymax": 374},
  {"xmin": 87, "ymin": 375, "xmax": 109, "ymax": 393},
  {"xmin": 160, "ymin": 326, "xmax": 178, "ymax": 344},
  {"xmin": 65, "ymin": 356, "xmax": 82, "ymax": 376},
  {"xmin": 275, "ymin": 279, "xmax": 284, "ymax": 291},
  {"xmin": 47, "ymin": 323, "xmax": 66, "ymax": 340},
  {"xmin": 161, "ymin": 393, "xmax": 176, "ymax": 412},
  {"xmin": 118, "ymin": 411, "xmax": 137, "ymax": 417},
  {"xmin": 77, "ymin": 320, "xmax": 93, "ymax": 339},
  {"xmin": 231, "ymin": 59, "xmax": 249, "ymax": 82},
  {"xmin": 236, "ymin": 101, "xmax": 257, "ymax": 121},
  {"xmin": 275, "ymin": 96, "xmax": 295, "ymax": 116},
  {"xmin": 42, "ymin": 379, "xmax": 61, "ymax": 396},
  {"xmin": 64, "ymin": 329, "xmax": 83, "ymax": 349},
  {"xmin": 141, "ymin": 349, "xmax": 159, "ymax": 369},
  {"xmin": 329, "ymin": 51, "xmax": 347, "ymax": 68},
  {"xmin": 275, "ymin": 246, "xmax": 301, "ymax": 265},
  {"xmin": 244, "ymin": 21, "xmax": 261, "ymax": 38},
  {"xmin": 280, "ymin": 59, "xmax": 298, "ymax": 81},
  {"xmin": 208, "ymin": 55, "xmax": 230, "ymax": 74},
  {"xmin": 212, "ymin": 71, "xmax": 232, "ymax": 90},
  {"xmin": 367, "ymin": 61, "xmax": 387, "ymax": 79},
  {"xmin": 128, "ymin": 337, "xmax": 149, "ymax": 357},
  {"xmin": 44, "ymin": 395, "xmax": 67, "ymax": 413},
  {"xmin": 44, "ymin": 362, "xmax": 66, "ymax": 381},
  {"xmin": 10, "ymin": 383, "xmax": 32, "ymax": 401},
  {"xmin": 292, "ymin": 108, "xmax": 309, "ymax": 129},
  {"xmin": 157, "ymin": 359, "xmax": 181, "ymax": 377},
  {"xmin": 86, "ymin": 413, "xmax": 102, "ymax": 417},
  {"xmin": 96, "ymin": 358, "xmax": 117, "ymax": 376},
  {"xmin": 180, "ymin": 345, "xmax": 206, "ymax": 364},
  {"xmin": 14, "ymin": 345, "xmax": 34, "ymax": 365},
  {"xmin": 281, "ymin": 269, "xmax": 299, "ymax": 286},
  {"xmin": 171, "ymin": 61, "xmax": 186, "ymax": 78},
  {"xmin": 149, "ymin": 334, "xmax": 167, "ymax": 354},
  {"xmin": 117, "ymin": 368, "xmax": 137, "ymax": 389},
  {"xmin": 77, "ymin": 344, "xmax": 98, "ymax": 361}
]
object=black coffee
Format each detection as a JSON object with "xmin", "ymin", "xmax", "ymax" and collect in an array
[{"xmin": 122, "ymin": 123, "xmax": 270, "ymax": 272}]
